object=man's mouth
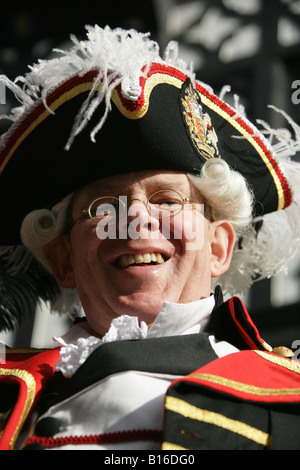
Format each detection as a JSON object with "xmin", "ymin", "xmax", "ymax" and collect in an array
[{"xmin": 116, "ymin": 252, "xmax": 166, "ymax": 268}]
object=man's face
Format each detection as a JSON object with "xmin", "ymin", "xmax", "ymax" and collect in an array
[{"xmin": 47, "ymin": 171, "xmax": 234, "ymax": 337}]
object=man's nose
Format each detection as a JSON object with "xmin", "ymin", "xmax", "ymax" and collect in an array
[{"xmin": 118, "ymin": 199, "xmax": 160, "ymax": 238}]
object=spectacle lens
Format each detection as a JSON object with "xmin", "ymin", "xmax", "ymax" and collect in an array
[
  {"xmin": 89, "ymin": 197, "xmax": 126, "ymax": 223},
  {"xmin": 87, "ymin": 189, "xmax": 187, "ymax": 223},
  {"xmin": 148, "ymin": 189, "xmax": 184, "ymax": 218}
]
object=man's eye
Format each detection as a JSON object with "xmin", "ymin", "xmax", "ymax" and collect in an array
[
  {"xmin": 151, "ymin": 199, "xmax": 181, "ymax": 207},
  {"xmin": 162, "ymin": 199, "xmax": 180, "ymax": 205}
]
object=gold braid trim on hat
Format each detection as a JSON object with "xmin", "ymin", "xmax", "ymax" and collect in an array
[
  {"xmin": 198, "ymin": 91, "xmax": 286, "ymax": 211},
  {"xmin": 0, "ymin": 81, "xmax": 95, "ymax": 176},
  {"xmin": 111, "ymin": 73, "xmax": 184, "ymax": 119}
]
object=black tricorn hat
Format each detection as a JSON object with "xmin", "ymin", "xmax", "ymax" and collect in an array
[
  {"xmin": 0, "ymin": 65, "xmax": 292, "ymax": 245},
  {"xmin": 0, "ymin": 25, "xmax": 299, "ymax": 330}
]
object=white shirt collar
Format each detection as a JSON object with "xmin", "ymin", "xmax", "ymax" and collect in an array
[
  {"xmin": 53, "ymin": 296, "xmax": 215, "ymax": 378},
  {"xmin": 56, "ymin": 295, "xmax": 215, "ymax": 345},
  {"xmin": 148, "ymin": 295, "xmax": 215, "ymax": 338}
]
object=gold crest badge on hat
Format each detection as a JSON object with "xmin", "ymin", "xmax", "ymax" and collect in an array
[{"xmin": 181, "ymin": 82, "xmax": 220, "ymax": 160}]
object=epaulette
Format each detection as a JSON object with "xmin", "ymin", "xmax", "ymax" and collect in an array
[{"xmin": 162, "ymin": 349, "xmax": 300, "ymax": 450}]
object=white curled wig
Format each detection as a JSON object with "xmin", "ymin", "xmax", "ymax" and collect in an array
[
  {"xmin": 21, "ymin": 194, "xmax": 73, "ymax": 268},
  {"xmin": 20, "ymin": 195, "xmax": 81, "ymax": 317}
]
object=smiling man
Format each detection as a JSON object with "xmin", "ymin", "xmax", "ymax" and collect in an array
[
  {"xmin": 43, "ymin": 169, "xmax": 235, "ymax": 336},
  {"xmin": 1, "ymin": 25, "xmax": 300, "ymax": 451}
]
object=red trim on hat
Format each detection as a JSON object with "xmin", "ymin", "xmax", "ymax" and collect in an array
[
  {"xmin": 0, "ymin": 71, "xmax": 99, "ymax": 170},
  {"xmin": 114, "ymin": 63, "xmax": 187, "ymax": 113},
  {"xmin": 0, "ymin": 64, "xmax": 292, "ymax": 210},
  {"xmin": 113, "ymin": 63, "xmax": 292, "ymax": 210},
  {"xmin": 195, "ymin": 81, "xmax": 292, "ymax": 209}
]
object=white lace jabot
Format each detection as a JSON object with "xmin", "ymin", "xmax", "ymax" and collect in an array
[
  {"xmin": 53, "ymin": 315, "xmax": 149, "ymax": 378},
  {"xmin": 53, "ymin": 295, "xmax": 238, "ymax": 378}
]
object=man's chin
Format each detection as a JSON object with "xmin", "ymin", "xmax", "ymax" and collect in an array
[{"xmin": 112, "ymin": 294, "xmax": 165, "ymax": 325}]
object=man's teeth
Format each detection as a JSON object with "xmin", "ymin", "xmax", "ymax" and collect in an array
[{"xmin": 118, "ymin": 253, "xmax": 165, "ymax": 267}]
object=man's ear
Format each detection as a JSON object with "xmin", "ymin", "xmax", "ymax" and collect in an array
[
  {"xmin": 43, "ymin": 234, "xmax": 76, "ymax": 288},
  {"xmin": 209, "ymin": 220, "xmax": 235, "ymax": 278}
]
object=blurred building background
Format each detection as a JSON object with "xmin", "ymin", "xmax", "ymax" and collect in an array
[{"xmin": 0, "ymin": 0, "xmax": 299, "ymax": 352}]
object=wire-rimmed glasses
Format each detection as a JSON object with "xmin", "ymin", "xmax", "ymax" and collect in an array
[{"xmin": 83, "ymin": 189, "xmax": 193, "ymax": 224}]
